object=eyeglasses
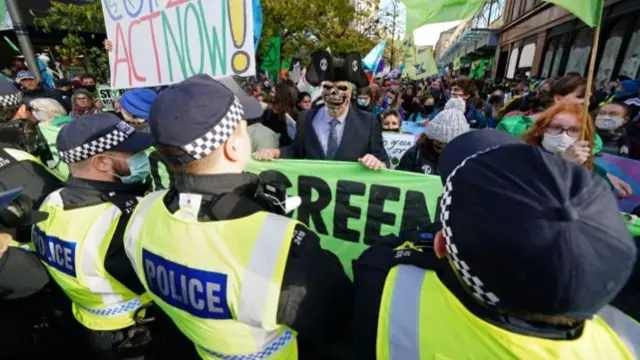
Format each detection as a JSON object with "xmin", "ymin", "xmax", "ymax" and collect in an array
[{"xmin": 546, "ymin": 124, "xmax": 581, "ymax": 138}]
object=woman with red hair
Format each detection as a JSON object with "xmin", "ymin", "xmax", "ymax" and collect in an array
[
  {"xmin": 523, "ymin": 102, "xmax": 594, "ymax": 169},
  {"xmin": 523, "ymin": 103, "xmax": 632, "ymax": 197}
]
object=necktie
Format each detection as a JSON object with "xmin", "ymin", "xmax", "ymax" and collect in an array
[{"xmin": 326, "ymin": 118, "xmax": 339, "ymax": 159}]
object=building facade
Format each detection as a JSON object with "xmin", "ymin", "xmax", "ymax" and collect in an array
[
  {"xmin": 435, "ymin": 0, "xmax": 505, "ymax": 75},
  {"xmin": 435, "ymin": 27, "xmax": 456, "ymax": 60},
  {"xmin": 497, "ymin": 0, "xmax": 640, "ymax": 88}
]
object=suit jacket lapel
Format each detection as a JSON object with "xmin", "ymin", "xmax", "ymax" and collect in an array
[
  {"xmin": 306, "ymin": 106, "xmax": 326, "ymax": 158},
  {"xmin": 335, "ymin": 106, "xmax": 356, "ymax": 158}
]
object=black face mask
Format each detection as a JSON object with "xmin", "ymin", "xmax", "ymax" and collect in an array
[
  {"xmin": 422, "ymin": 105, "xmax": 435, "ymax": 115},
  {"xmin": 83, "ymin": 85, "xmax": 96, "ymax": 93}
]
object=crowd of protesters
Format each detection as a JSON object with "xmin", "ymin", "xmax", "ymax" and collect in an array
[{"xmin": 0, "ymin": 44, "xmax": 639, "ymax": 360}]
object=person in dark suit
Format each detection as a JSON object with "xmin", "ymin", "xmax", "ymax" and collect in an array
[{"xmin": 254, "ymin": 51, "xmax": 389, "ymax": 170}]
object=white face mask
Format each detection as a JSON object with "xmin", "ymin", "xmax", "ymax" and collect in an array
[
  {"xmin": 542, "ymin": 133, "xmax": 575, "ymax": 154},
  {"xmin": 595, "ymin": 115, "xmax": 624, "ymax": 131}
]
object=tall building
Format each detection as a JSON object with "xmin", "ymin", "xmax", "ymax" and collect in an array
[
  {"xmin": 435, "ymin": 0, "xmax": 504, "ymax": 74},
  {"xmin": 497, "ymin": 0, "xmax": 640, "ymax": 86},
  {"xmin": 435, "ymin": 26, "xmax": 457, "ymax": 60}
]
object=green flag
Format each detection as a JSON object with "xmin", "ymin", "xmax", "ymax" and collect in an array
[
  {"xmin": 403, "ymin": 0, "xmax": 484, "ymax": 32},
  {"xmin": 544, "ymin": 0, "xmax": 602, "ymax": 27},
  {"xmin": 412, "ymin": 48, "xmax": 438, "ymax": 80},
  {"xmin": 281, "ymin": 58, "xmax": 292, "ymax": 71},
  {"xmin": 260, "ymin": 36, "xmax": 281, "ymax": 72}
]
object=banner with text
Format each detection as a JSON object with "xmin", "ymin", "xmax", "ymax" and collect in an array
[
  {"xmin": 98, "ymin": 84, "xmax": 128, "ymax": 111},
  {"xmin": 246, "ymin": 159, "xmax": 443, "ymax": 276},
  {"xmin": 101, "ymin": 0, "xmax": 256, "ymax": 88},
  {"xmin": 383, "ymin": 132, "xmax": 415, "ymax": 168}
]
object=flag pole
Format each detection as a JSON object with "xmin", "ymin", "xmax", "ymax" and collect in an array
[{"xmin": 581, "ymin": 3, "xmax": 604, "ymax": 141}]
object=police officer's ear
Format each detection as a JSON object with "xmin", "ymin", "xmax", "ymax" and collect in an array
[
  {"xmin": 434, "ymin": 231, "xmax": 448, "ymax": 259},
  {"xmin": 89, "ymin": 154, "xmax": 115, "ymax": 173},
  {"xmin": 223, "ymin": 120, "xmax": 250, "ymax": 163}
]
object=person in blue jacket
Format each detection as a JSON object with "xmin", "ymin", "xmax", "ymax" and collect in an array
[{"xmin": 450, "ymin": 78, "xmax": 487, "ymax": 129}]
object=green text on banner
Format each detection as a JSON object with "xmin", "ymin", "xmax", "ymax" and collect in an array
[{"xmin": 245, "ymin": 159, "xmax": 443, "ymax": 276}]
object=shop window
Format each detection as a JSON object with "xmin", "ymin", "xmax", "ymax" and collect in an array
[
  {"xmin": 550, "ymin": 43, "xmax": 564, "ymax": 78},
  {"xmin": 541, "ymin": 42, "xmax": 555, "ymax": 78},
  {"xmin": 507, "ymin": 48, "xmax": 519, "ymax": 79},
  {"xmin": 519, "ymin": 43, "xmax": 536, "ymax": 68},
  {"xmin": 565, "ymin": 28, "xmax": 593, "ymax": 75},
  {"xmin": 595, "ymin": 19, "xmax": 629, "ymax": 90},
  {"xmin": 619, "ymin": 21, "xmax": 640, "ymax": 79}
]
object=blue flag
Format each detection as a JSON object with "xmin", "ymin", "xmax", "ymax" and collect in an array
[
  {"xmin": 253, "ymin": 0, "xmax": 263, "ymax": 52},
  {"xmin": 362, "ymin": 40, "xmax": 387, "ymax": 72}
]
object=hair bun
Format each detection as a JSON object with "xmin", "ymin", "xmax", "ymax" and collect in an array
[{"xmin": 444, "ymin": 97, "xmax": 466, "ymax": 112}]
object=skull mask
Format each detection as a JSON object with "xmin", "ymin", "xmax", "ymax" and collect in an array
[{"xmin": 321, "ymin": 81, "xmax": 352, "ymax": 118}]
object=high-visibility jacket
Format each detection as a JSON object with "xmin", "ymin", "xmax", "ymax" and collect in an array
[
  {"xmin": 33, "ymin": 189, "xmax": 149, "ymax": 331},
  {"xmin": 0, "ymin": 147, "xmax": 63, "ymax": 248},
  {"xmin": 377, "ymin": 265, "xmax": 640, "ymax": 360},
  {"xmin": 124, "ymin": 191, "xmax": 298, "ymax": 360}
]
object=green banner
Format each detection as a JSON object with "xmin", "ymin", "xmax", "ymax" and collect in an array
[
  {"xmin": 245, "ymin": 159, "xmax": 443, "ymax": 276},
  {"xmin": 545, "ymin": 0, "xmax": 602, "ymax": 28},
  {"xmin": 260, "ymin": 36, "xmax": 281, "ymax": 72},
  {"xmin": 403, "ymin": 0, "xmax": 484, "ymax": 32}
]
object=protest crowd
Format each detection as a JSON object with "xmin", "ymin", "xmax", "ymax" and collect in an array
[{"xmin": 1, "ymin": 0, "xmax": 640, "ymax": 359}]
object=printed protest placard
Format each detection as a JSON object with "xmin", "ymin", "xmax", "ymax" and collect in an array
[
  {"xmin": 101, "ymin": 0, "xmax": 256, "ymax": 88},
  {"xmin": 383, "ymin": 132, "xmax": 416, "ymax": 168},
  {"xmin": 97, "ymin": 84, "xmax": 127, "ymax": 111}
]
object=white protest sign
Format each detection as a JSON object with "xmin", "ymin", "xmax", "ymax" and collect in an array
[
  {"xmin": 101, "ymin": 0, "xmax": 256, "ymax": 89},
  {"xmin": 98, "ymin": 84, "xmax": 127, "ymax": 111},
  {"xmin": 382, "ymin": 132, "xmax": 416, "ymax": 169}
]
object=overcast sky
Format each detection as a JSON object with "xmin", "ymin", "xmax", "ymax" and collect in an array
[
  {"xmin": 378, "ymin": 0, "xmax": 460, "ymax": 46},
  {"xmin": 413, "ymin": 20, "xmax": 461, "ymax": 46}
]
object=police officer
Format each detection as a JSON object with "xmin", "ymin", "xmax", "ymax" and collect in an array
[
  {"xmin": 0, "ymin": 79, "xmax": 63, "ymax": 240},
  {"xmin": 0, "ymin": 187, "xmax": 50, "ymax": 300},
  {"xmin": 33, "ymin": 113, "xmax": 155, "ymax": 359},
  {"xmin": 124, "ymin": 74, "xmax": 353, "ymax": 359},
  {"xmin": 0, "ymin": 79, "xmax": 68, "ymax": 359},
  {"xmin": 353, "ymin": 130, "xmax": 640, "ymax": 359}
]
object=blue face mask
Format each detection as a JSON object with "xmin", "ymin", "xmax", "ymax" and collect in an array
[
  {"xmin": 357, "ymin": 98, "xmax": 370, "ymax": 107},
  {"xmin": 383, "ymin": 97, "xmax": 392, "ymax": 106},
  {"xmin": 115, "ymin": 152, "xmax": 150, "ymax": 184}
]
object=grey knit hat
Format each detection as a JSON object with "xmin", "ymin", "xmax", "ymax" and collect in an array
[{"xmin": 425, "ymin": 97, "xmax": 470, "ymax": 143}]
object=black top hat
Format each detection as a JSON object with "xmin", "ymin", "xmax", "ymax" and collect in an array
[{"xmin": 305, "ymin": 51, "xmax": 369, "ymax": 88}]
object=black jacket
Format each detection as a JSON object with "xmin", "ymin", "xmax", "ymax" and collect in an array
[
  {"xmin": 261, "ymin": 109, "xmax": 294, "ymax": 147},
  {"xmin": 396, "ymin": 143, "xmax": 440, "ymax": 175},
  {"xmin": 22, "ymin": 87, "xmax": 70, "ymax": 113},
  {"xmin": 165, "ymin": 173, "xmax": 354, "ymax": 359},
  {"xmin": 280, "ymin": 105, "xmax": 390, "ymax": 167}
]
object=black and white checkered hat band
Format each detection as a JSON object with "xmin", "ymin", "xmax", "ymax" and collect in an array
[
  {"xmin": 0, "ymin": 92, "xmax": 22, "ymax": 108},
  {"xmin": 182, "ymin": 96, "xmax": 244, "ymax": 160},
  {"xmin": 440, "ymin": 145, "xmax": 502, "ymax": 306},
  {"xmin": 59, "ymin": 129, "xmax": 128, "ymax": 163}
]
